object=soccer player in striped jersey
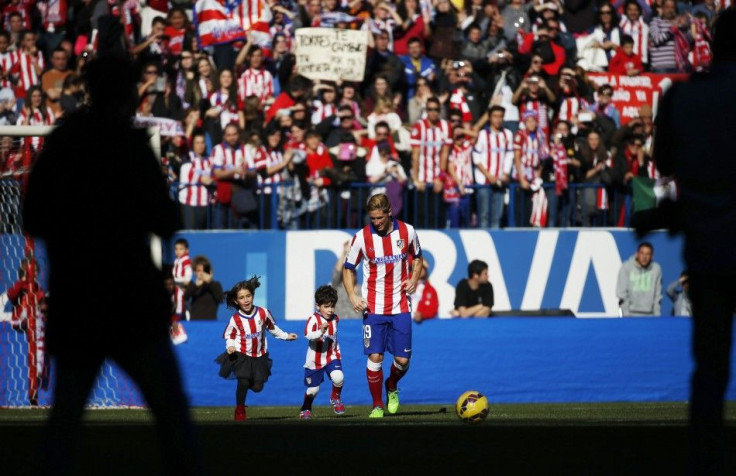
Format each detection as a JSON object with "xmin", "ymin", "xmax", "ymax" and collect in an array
[
  {"xmin": 217, "ymin": 277, "xmax": 297, "ymax": 421},
  {"xmin": 343, "ymin": 193, "xmax": 423, "ymax": 418},
  {"xmin": 299, "ymin": 285, "xmax": 345, "ymax": 419}
]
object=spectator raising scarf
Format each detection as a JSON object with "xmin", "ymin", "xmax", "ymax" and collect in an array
[{"xmin": 194, "ymin": 0, "xmax": 272, "ymax": 48}]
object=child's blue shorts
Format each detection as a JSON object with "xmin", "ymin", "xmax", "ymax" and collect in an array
[{"xmin": 304, "ymin": 359, "xmax": 342, "ymax": 388}]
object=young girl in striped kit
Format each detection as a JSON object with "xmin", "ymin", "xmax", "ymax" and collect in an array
[
  {"xmin": 216, "ymin": 276, "xmax": 297, "ymax": 421},
  {"xmin": 299, "ymin": 285, "xmax": 345, "ymax": 419}
]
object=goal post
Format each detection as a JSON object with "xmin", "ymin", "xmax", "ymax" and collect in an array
[{"xmin": 0, "ymin": 125, "xmax": 155, "ymax": 408}]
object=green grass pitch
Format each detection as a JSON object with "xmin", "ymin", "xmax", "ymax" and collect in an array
[{"xmin": 3, "ymin": 401, "xmax": 736, "ymax": 424}]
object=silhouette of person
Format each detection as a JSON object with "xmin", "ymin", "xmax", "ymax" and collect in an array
[
  {"xmin": 650, "ymin": 9, "xmax": 736, "ymax": 475},
  {"xmin": 23, "ymin": 55, "xmax": 201, "ymax": 475}
]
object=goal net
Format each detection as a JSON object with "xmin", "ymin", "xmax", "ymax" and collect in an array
[{"xmin": 0, "ymin": 126, "xmax": 144, "ymax": 408}]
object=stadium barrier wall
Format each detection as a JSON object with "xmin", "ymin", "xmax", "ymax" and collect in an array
[
  {"xmin": 165, "ymin": 229, "xmax": 686, "ymax": 320},
  {"xmin": 5, "ymin": 318, "xmax": 736, "ymax": 406},
  {"xmin": 174, "ymin": 319, "xmax": 736, "ymax": 405}
]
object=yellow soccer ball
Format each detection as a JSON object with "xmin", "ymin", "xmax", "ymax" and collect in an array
[{"xmin": 456, "ymin": 390, "xmax": 490, "ymax": 424}]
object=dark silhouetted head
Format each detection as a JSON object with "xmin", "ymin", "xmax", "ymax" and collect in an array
[{"xmin": 84, "ymin": 56, "xmax": 138, "ymax": 118}]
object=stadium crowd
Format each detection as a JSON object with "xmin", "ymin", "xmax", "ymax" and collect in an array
[{"xmin": 0, "ymin": 0, "xmax": 725, "ymax": 229}]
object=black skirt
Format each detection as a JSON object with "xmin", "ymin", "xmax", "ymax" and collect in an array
[{"xmin": 215, "ymin": 351, "xmax": 273, "ymax": 382}]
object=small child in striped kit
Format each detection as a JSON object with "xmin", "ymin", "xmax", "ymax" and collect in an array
[
  {"xmin": 299, "ymin": 285, "xmax": 345, "ymax": 419},
  {"xmin": 215, "ymin": 276, "xmax": 297, "ymax": 421}
]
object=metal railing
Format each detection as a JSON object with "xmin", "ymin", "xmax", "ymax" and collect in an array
[{"xmin": 172, "ymin": 181, "xmax": 634, "ymax": 230}]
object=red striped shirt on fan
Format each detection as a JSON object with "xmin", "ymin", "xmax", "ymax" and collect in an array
[
  {"xmin": 237, "ymin": 67, "xmax": 274, "ymax": 107},
  {"xmin": 345, "ymin": 219, "xmax": 422, "ymax": 316},
  {"xmin": 557, "ymin": 97, "xmax": 588, "ymax": 123},
  {"xmin": 410, "ymin": 118, "xmax": 452, "ymax": 183},
  {"xmin": 512, "ymin": 129, "xmax": 547, "ymax": 183},
  {"xmin": 619, "ymin": 17, "xmax": 649, "ymax": 64},
  {"xmin": 303, "ymin": 312, "xmax": 341, "ymax": 370},
  {"xmin": 254, "ymin": 145, "xmax": 284, "ymax": 193},
  {"xmin": 178, "ymin": 152, "xmax": 212, "ymax": 207},
  {"xmin": 12, "ymin": 50, "xmax": 44, "ymax": 99},
  {"xmin": 17, "ymin": 107, "xmax": 55, "ymax": 150},
  {"xmin": 0, "ymin": 51, "xmax": 17, "ymax": 89},
  {"xmin": 472, "ymin": 127, "xmax": 514, "ymax": 185},
  {"xmin": 224, "ymin": 306, "xmax": 290, "ymax": 358},
  {"xmin": 211, "ymin": 142, "xmax": 246, "ymax": 173}
]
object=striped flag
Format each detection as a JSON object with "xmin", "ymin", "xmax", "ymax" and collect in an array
[{"xmin": 194, "ymin": 0, "xmax": 272, "ymax": 48}]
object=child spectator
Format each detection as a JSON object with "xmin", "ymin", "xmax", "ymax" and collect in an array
[
  {"xmin": 216, "ymin": 276, "xmax": 297, "ymax": 421},
  {"xmin": 667, "ymin": 271, "xmax": 692, "ymax": 317},
  {"xmin": 170, "ymin": 238, "xmax": 192, "ymax": 344},
  {"xmin": 412, "ymin": 260, "xmax": 439, "ymax": 323},
  {"xmin": 299, "ymin": 285, "xmax": 345, "ymax": 419},
  {"xmin": 608, "ymin": 34, "xmax": 643, "ymax": 76}
]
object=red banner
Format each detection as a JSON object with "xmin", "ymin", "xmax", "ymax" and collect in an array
[{"xmin": 586, "ymin": 73, "xmax": 688, "ymax": 124}]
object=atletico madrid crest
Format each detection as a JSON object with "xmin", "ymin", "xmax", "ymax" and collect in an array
[{"xmin": 396, "ymin": 239, "xmax": 405, "ymax": 248}]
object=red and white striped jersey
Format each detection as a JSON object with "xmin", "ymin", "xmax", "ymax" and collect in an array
[
  {"xmin": 254, "ymin": 145, "xmax": 283, "ymax": 193},
  {"xmin": 12, "ymin": 50, "xmax": 44, "ymax": 98},
  {"xmin": 557, "ymin": 96, "xmax": 588, "ymax": 123},
  {"xmin": 211, "ymin": 142, "xmax": 246, "ymax": 173},
  {"xmin": 172, "ymin": 253, "xmax": 192, "ymax": 317},
  {"xmin": 449, "ymin": 138, "xmax": 474, "ymax": 187},
  {"xmin": 303, "ymin": 312, "xmax": 341, "ymax": 370},
  {"xmin": 173, "ymin": 253, "xmax": 192, "ymax": 287},
  {"xmin": 619, "ymin": 17, "xmax": 649, "ymax": 64},
  {"xmin": 209, "ymin": 91, "xmax": 242, "ymax": 131},
  {"xmin": 17, "ymin": 107, "xmax": 55, "ymax": 150},
  {"xmin": 345, "ymin": 219, "xmax": 422, "ymax": 316},
  {"xmin": 0, "ymin": 50, "xmax": 17, "ymax": 89},
  {"xmin": 237, "ymin": 67, "xmax": 274, "ymax": 106},
  {"xmin": 410, "ymin": 118, "xmax": 452, "ymax": 183},
  {"xmin": 449, "ymin": 89, "xmax": 472, "ymax": 123},
  {"xmin": 311, "ymin": 99, "xmax": 336, "ymax": 125},
  {"xmin": 513, "ymin": 129, "xmax": 547, "ymax": 182},
  {"xmin": 178, "ymin": 153, "xmax": 213, "ymax": 206},
  {"xmin": 518, "ymin": 99, "xmax": 549, "ymax": 135},
  {"xmin": 472, "ymin": 127, "xmax": 514, "ymax": 185},
  {"xmin": 223, "ymin": 306, "xmax": 289, "ymax": 357}
]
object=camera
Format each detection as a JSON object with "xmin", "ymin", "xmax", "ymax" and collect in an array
[
  {"xmin": 203, "ymin": 263, "xmax": 211, "ymax": 274},
  {"xmin": 578, "ymin": 111, "xmax": 594, "ymax": 123},
  {"xmin": 155, "ymin": 76, "xmax": 167, "ymax": 93}
]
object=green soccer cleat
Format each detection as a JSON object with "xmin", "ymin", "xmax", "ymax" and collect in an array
[
  {"xmin": 368, "ymin": 406, "xmax": 384, "ymax": 418},
  {"xmin": 386, "ymin": 387, "xmax": 400, "ymax": 414}
]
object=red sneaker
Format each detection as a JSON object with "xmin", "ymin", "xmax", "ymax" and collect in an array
[
  {"xmin": 234, "ymin": 404, "xmax": 247, "ymax": 421},
  {"xmin": 330, "ymin": 398, "xmax": 345, "ymax": 415}
]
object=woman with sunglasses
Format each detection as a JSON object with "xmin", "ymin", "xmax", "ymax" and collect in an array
[{"xmin": 591, "ymin": 3, "xmax": 622, "ymax": 63}]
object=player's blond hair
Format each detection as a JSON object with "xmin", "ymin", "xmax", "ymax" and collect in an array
[{"xmin": 366, "ymin": 193, "xmax": 391, "ymax": 214}]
